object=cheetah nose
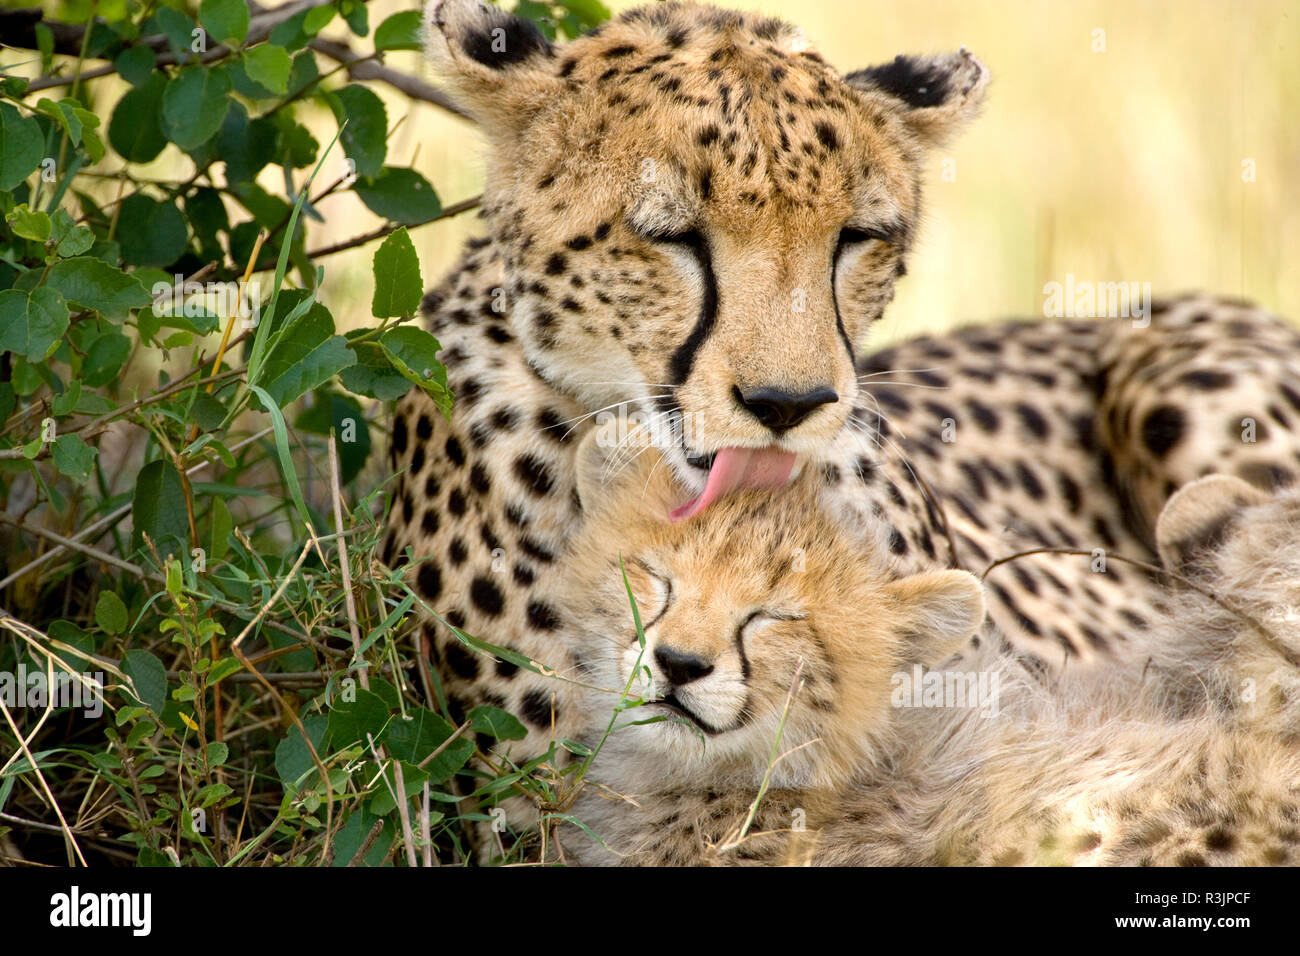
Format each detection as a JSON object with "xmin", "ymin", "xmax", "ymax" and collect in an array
[
  {"xmin": 654, "ymin": 646, "xmax": 715, "ymax": 687},
  {"xmin": 734, "ymin": 385, "xmax": 838, "ymax": 433}
]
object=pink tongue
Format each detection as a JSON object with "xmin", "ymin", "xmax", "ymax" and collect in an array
[{"xmin": 669, "ymin": 447, "xmax": 797, "ymax": 521}]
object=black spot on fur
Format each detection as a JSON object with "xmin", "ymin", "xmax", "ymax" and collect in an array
[
  {"xmin": 1181, "ymin": 369, "xmax": 1234, "ymax": 391},
  {"xmin": 448, "ymin": 487, "xmax": 468, "ymax": 517},
  {"xmin": 470, "ymin": 575, "xmax": 506, "ymax": 616},
  {"xmin": 460, "ymin": 13, "xmax": 551, "ymax": 69},
  {"xmin": 849, "ymin": 55, "xmax": 953, "ymax": 108},
  {"xmin": 514, "ymin": 454, "xmax": 555, "ymax": 496},
  {"xmin": 519, "ymin": 689, "xmax": 554, "ymax": 729},
  {"xmin": 1015, "ymin": 404, "xmax": 1049, "ymax": 439},
  {"xmin": 444, "ymin": 640, "xmax": 479, "ymax": 680},
  {"xmin": 1141, "ymin": 405, "xmax": 1187, "ymax": 457},
  {"xmin": 392, "ymin": 414, "xmax": 408, "ymax": 455},
  {"xmin": 417, "ymin": 562, "xmax": 442, "ymax": 601},
  {"xmin": 445, "ymin": 436, "xmax": 466, "ymax": 467},
  {"xmin": 527, "ymin": 600, "xmax": 562, "ymax": 631},
  {"xmin": 813, "ymin": 121, "xmax": 839, "ymax": 151},
  {"xmin": 966, "ymin": 399, "xmax": 999, "ymax": 433}
]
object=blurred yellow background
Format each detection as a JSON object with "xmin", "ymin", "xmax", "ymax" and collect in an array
[{"xmin": 317, "ymin": 0, "xmax": 1298, "ymax": 346}]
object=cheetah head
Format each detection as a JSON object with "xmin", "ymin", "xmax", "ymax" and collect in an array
[
  {"xmin": 561, "ymin": 428, "xmax": 987, "ymax": 789},
  {"xmin": 425, "ymin": 0, "xmax": 988, "ymax": 514}
]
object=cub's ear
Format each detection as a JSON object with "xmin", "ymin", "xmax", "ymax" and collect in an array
[
  {"xmin": 1156, "ymin": 474, "xmax": 1270, "ymax": 578},
  {"xmin": 845, "ymin": 49, "xmax": 988, "ymax": 146},
  {"xmin": 423, "ymin": 0, "xmax": 562, "ymax": 134},
  {"xmin": 882, "ymin": 570, "xmax": 986, "ymax": 665}
]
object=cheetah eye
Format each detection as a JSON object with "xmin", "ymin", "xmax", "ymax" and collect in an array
[
  {"xmin": 738, "ymin": 608, "xmax": 807, "ymax": 641},
  {"xmin": 631, "ymin": 561, "xmax": 673, "ymax": 629},
  {"xmin": 638, "ymin": 226, "xmax": 705, "ymax": 248},
  {"xmin": 837, "ymin": 226, "xmax": 893, "ymax": 249}
]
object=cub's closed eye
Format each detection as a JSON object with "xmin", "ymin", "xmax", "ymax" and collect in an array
[
  {"xmin": 838, "ymin": 226, "xmax": 893, "ymax": 248},
  {"xmin": 637, "ymin": 227, "xmax": 705, "ymax": 247}
]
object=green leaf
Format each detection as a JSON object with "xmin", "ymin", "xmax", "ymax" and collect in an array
[
  {"xmin": 329, "ymin": 85, "xmax": 387, "ymax": 179},
  {"xmin": 204, "ymin": 659, "xmax": 239, "ymax": 686},
  {"xmin": 0, "ymin": 287, "xmax": 67, "ymax": 361},
  {"xmin": 46, "ymin": 257, "xmax": 151, "ymax": 318},
  {"xmin": 302, "ymin": 4, "xmax": 336, "ymax": 35},
  {"xmin": 242, "ymin": 44, "xmax": 292, "ymax": 94},
  {"xmin": 208, "ymin": 493, "xmax": 233, "ymax": 560},
  {"xmin": 51, "ymin": 381, "xmax": 81, "ymax": 416},
  {"xmin": 122, "ymin": 649, "xmax": 168, "ymax": 713},
  {"xmin": 368, "ymin": 761, "xmax": 427, "ymax": 817},
  {"xmin": 371, "ymin": 227, "xmax": 422, "ymax": 318},
  {"xmin": 327, "ymin": 688, "xmax": 391, "ymax": 748},
  {"xmin": 51, "ymin": 209, "xmax": 95, "ymax": 257},
  {"xmin": 216, "ymin": 102, "xmax": 278, "ymax": 184},
  {"xmin": 355, "ymin": 167, "xmax": 442, "ymax": 226},
  {"xmin": 275, "ymin": 714, "xmax": 329, "ymax": 787},
  {"xmin": 378, "ymin": 326, "xmax": 452, "ymax": 417},
  {"xmin": 114, "ymin": 46, "xmax": 156, "ymax": 87},
  {"xmin": 205, "ymin": 741, "xmax": 230, "ymax": 767},
  {"xmin": 8, "ymin": 203, "xmax": 51, "ymax": 242},
  {"xmin": 95, "ymin": 590, "xmax": 128, "ymax": 634},
  {"xmin": 117, "ymin": 194, "xmax": 189, "ymax": 269},
  {"xmin": 385, "ymin": 706, "xmax": 474, "ymax": 783},
  {"xmin": 469, "ymin": 705, "xmax": 528, "ymax": 741},
  {"xmin": 186, "ymin": 187, "xmax": 230, "ymax": 249},
  {"xmin": 258, "ymin": 303, "xmax": 356, "ymax": 407},
  {"xmin": 338, "ymin": 339, "xmax": 413, "ymax": 401},
  {"xmin": 0, "ymin": 103, "xmax": 44, "ymax": 192},
  {"xmin": 296, "ymin": 390, "xmax": 371, "ymax": 483},
  {"xmin": 108, "ymin": 71, "xmax": 169, "ymax": 164},
  {"xmin": 271, "ymin": 114, "xmax": 318, "ymax": 169},
  {"xmin": 374, "ymin": 10, "xmax": 423, "ymax": 50},
  {"xmin": 199, "ymin": 0, "xmax": 251, "ymax": 46},
  {"xmin": 247, "ymin": 384, "xmax": 312, "ymax": 525},
  {"xmin": 151, "ymin": 6, "xmax": 198, "ymax": 61},
  {"xmin": 162, "ymin": 66, "xmax": 233, "ymax": 150},
  {"xmin": 340, "ymin": 0, "xmax": 368, "ymax": 36},
  {"xmin": 132, "ymin": 459, "xmax": 190, "ymax": 557},
  {"xmin": 51, "ymin": 434, "xmax": 97, "ymax": 481},
  {"xmin": 82, "ymin": 329, "xmax": 132, "ymax": 387}
]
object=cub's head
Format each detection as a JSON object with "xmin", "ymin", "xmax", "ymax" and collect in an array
[
  {"xmin": 560, "ymin": 429, "xmax": 986, "ymax": 789},
  {"xmin": 425, "ymin": 0, "xmax": 987, "ymax": 502}
]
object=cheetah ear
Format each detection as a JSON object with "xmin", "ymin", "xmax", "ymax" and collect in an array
[
  {"xmin": 1156, "ymin": 474, "xmax": 1270, "ymax": 578},
  {"xmin": 845, "ymin": 50, "xmax": 989, "ymax": 146},
  {"xmin": 423, "ymin": 0, "xmax": 562, "ymax": 133},
  {"xmin": 881, "ymin": 570, "xmax": 987, "ymax": 665}
]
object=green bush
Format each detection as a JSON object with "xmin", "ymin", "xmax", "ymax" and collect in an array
[{"xmin": 0, "ymin": 0, "xmax": 609, "ymax": 867}]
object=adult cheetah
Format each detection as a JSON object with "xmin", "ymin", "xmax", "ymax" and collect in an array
[{"xmin": 384, "ymin": 0, "xmax": 1300, "ymax": 851}]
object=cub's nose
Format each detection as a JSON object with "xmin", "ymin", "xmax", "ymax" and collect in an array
[
  {"xmin": 654, "ymin": 646, "xmax": 715, "ymax": 687},
  {"xmin": 734, "ymin": 385, "xmax": 838, "ymax": 433}
]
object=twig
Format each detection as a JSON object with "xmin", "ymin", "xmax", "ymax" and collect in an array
[{"xmin": 328, "ymin": 430, "xmax": 366, "ymax": 688}]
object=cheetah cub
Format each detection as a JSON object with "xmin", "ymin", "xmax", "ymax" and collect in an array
[{"xmin": 556, "ymin": 436, "xmax": 1300, "ymax": 866}]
